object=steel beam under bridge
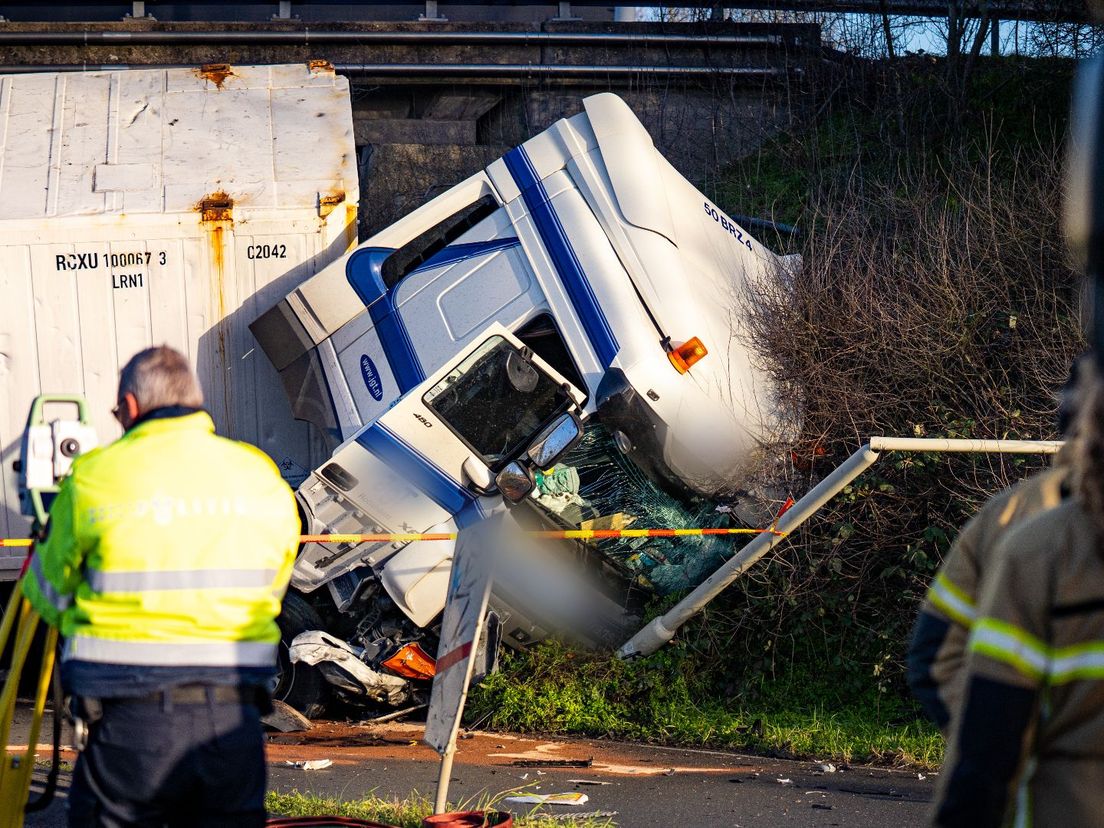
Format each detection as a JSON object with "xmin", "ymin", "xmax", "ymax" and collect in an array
[{"xmin": 8, "ymin": 0, "xmax": 1091, "ymax": 24}]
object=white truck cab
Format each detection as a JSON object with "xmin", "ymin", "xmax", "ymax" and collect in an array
[{"xmin": 252, "ymin": 92, "xmax": 792, "ymax": 707}]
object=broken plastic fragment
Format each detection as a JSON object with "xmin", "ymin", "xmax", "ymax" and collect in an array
[
  {"xmin": 284, "ymin": 759, "xmax": 333, "ymax": 770},
  {"xmin": 504, "ymin": 793, "xmax": 590, "ymax": 806}
]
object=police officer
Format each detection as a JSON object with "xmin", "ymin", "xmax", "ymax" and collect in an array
[
  {"xmin": 21, "ymin": 346, "xmax": 300, "ymax": 827},
  {"xmin": 932, "ymin": 366, "xmax": 1104, "ymax": 826},
  {"xmin": 906, "ymin": 363, "xmax": 1080, "ymax": 731}
]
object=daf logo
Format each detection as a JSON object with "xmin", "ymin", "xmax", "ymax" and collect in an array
[{"xmin": 360, "ymin": 354, "xmax": 384, "ymax": 402}]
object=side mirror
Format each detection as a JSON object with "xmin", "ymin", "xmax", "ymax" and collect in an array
[
  {"xmin": 526, "ymin": 412, "xmax": 583, "ymax": 470},
  {"xmin": 495, "ymin": 461, "xmax": 535, "ymax": 503}
]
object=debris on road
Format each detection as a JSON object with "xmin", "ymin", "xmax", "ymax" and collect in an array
[
  {"xmin": 505, "ymin": 793, "xmax": 590, "ymax": 806},
  {"xmin": 547, "ymin": 812, "xmax": 618, "ymax": 821},
  {"xmin": 777, "ymin": 778, "xmax": 794, "ymax": 785},
  {"xmin": 360, "ymin": 704, "xmax": 428, "ymax": 726},
  {"xmin": 818, "ymin": 763, "xmax": 838, "ymax": 773},
  {"xmin": 568, "ymin": 779, "xmax": 612, "ymax": 786},
  {"xmin": 511, "ymin": 758, "xmax": 593, "ymax": 768},
  {"xmin": 284, "ymin": 759, "xmax": 334, "ymax": 770},
  {"xmin": 262, "ymin": 701, "xmax": 313, "ymax": 734}
]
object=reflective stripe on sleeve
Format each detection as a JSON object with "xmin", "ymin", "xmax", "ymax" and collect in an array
[
  {"xmin": 927, "ymin": 572, "xmax": 977, "ymax": 628},
  {"xmin": 64, "ymin": 635, "xmax": 277, "ymax": 667},
  {"xmin": 970, "ymin": 618, "xmax": 1050, "ymax": 682},
  {"xmin": 1048, "ymin": 643, "xmax": 1104, "ymax": 684},
  {"xmin": 29, "ymin": 554, "xmax": 71, "ymax": 613},
  {"xmin": 86, "ymin": 568, "xmax": 278, "ymax": 593}
]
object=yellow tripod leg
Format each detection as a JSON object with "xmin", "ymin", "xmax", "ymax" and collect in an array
[
  {"xmin": 0, "ymin": 579, "xmax": 22, "ymax": 661},
  {"xmin": 0, "ymin": 580, "xmax": 34, "ymax": 765},
  {"xmin": 1, "ymin": 578, "xmax": 54, "ymax": 828},
  {"xmin": 12, "ymin": 625, "xmax": 57, "ymax": 823}
]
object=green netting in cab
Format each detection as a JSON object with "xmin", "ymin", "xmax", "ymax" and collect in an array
[{"xmin": 547, "ymin": 425, "xmax": 739, "ymax": 595}]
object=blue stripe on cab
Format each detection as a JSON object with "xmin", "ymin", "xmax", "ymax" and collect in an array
[
  {"xmin": 345, "ymin": 247, "xmax": 392, "ymax": 307},
  {"xmin": 503, "ymin": 147, "xmax": 619, "ymax": 367},
  {"xmin": 455, "ymin": 501, "xmax": 486, "ymax": 529},
  {"xmin": 356, "ymin": 423, "xmax": 474, "ymax": 515},
  {"xmin": 345, "ymin": 247, "xmax": 426, "ymax": 394}
]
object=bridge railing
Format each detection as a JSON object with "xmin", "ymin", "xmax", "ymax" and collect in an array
[{"xmin": 5, "ymin": 0, "xmax": 1090, "ymax": 24}]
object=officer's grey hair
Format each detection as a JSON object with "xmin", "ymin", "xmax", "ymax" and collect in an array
[{"xmin": 118, "ymin": 346, "xmax": 204, "ymax": 412}]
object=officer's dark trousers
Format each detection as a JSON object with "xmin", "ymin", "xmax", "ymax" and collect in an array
[{"xmin": 68, "ymin": 695, "xmax": 266, "ymax": 827}]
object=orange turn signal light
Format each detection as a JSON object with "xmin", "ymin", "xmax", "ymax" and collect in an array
[
  {"xmin": 668, "ymin": 337, "xmax": 708, "ymax": 374},
  {"xmin": 381, "ymin": 642, "xmax": 437, "ymax": 680}
]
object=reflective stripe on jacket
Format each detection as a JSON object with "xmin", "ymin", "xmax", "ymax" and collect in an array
[
  {"xmin": 934, "ymin": 499, "xmax": 1104, "ymax": 827},
  {"xmin": 910, "ymin": 466, "xmax": 1067, "ymax": 727},
  {"xmin": 22, "ymin": 411, "xmax": 299, "ymax": 668}
]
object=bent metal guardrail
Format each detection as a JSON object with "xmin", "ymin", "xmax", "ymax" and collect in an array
[{"xmin": 617, "ymin": 436, "xmax": 1065, "ymax": 658}]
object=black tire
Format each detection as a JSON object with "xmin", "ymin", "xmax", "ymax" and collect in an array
[{"xmin": 274, "ymin": 591, "xmax": 328, "ymax": 719}]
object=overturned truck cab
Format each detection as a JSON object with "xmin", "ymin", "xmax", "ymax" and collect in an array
[{"xmin": 251, "ymin": 93, "xmax": 793, "ymax": 712}]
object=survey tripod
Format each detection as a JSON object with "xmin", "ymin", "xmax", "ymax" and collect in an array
[{"xmin": 1, "ymin": 396, "xmax": 97, "ymax": 827}]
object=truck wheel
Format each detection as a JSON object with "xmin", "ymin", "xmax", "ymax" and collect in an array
[{"xmin": 275, "ymin": 591, "xmax": 328, "ymax": 719}]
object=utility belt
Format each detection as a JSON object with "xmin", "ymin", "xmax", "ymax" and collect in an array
[{"xmin": 71, "ymin": 684, "xmax": 272, "ymax": 750}]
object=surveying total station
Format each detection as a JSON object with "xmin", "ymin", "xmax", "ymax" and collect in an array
[{"xmin": 1, "ymin": 396, "xmax": 97, "ymax": 826}]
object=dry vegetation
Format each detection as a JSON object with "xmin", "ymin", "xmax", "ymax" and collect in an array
[
  {"xmin": 478, "ymin": 58, "xmax": 1082, "ymax": 761},
  {"xmin": 710, "ymin": 58, "xmax": 1085, "ymax": 695}
]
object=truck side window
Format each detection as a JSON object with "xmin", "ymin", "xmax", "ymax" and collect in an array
[
  {"xmin": 381, "ymin": 195, "xmax": 500, "ymax": 290},
  {"xmin": 515, "ymin": 314, "xmax": 588, "ymax": 396}
]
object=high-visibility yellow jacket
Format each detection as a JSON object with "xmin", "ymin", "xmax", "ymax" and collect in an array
[{"xmin": 21, "ymin": 411, "xmax": 300, "ymax": 669}]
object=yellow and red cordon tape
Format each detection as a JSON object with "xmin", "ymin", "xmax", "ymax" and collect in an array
[
  {"xmin": 1, "ymin": 526, "xmax": 787, "ymax": 548},
  {"xmin": 300, "ymin": 526, "xmax": 787, "ymax": 543}
]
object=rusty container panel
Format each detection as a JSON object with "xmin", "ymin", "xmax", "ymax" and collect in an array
[{"xmin": 0, "ymin": 64, "xmax": 359, "ymax": 574}]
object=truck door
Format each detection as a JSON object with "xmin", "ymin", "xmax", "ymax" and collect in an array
[
  {"xmin": 292, "ymin": 322, "xmax": 587, "ymax": 627},
  {"xmin": 336, "ymin": 191, "xmax": 545, "ymax": 429}
]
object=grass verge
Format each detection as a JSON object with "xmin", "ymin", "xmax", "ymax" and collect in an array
[
  {"xmin": 468, "ymin": 643, "xmax": 943, "ymax": 770},
  {"xmin": 265, "ymin": 790, "xmax": 616, "ymax": 827}
]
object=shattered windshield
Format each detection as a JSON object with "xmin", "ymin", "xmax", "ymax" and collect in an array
[
  {"xmin": 424, "ymin": 336, "xmax": 570, "ymax": 469},
  {"xmin": 530, "ymin": 424, "xmax": 734, "ymax": 596}
]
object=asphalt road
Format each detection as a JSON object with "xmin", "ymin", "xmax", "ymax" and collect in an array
[{"xmin": 13, "ymin": 709, "xmax": 935, "ymax": 827}]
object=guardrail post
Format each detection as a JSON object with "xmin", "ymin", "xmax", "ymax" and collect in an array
[
  {"xmin": 553, "ymin": 1, "xmax": 581, "ymax": 20},
  {"xmin": 420, "ymin": 0, "xmax": 448, "ymax": 21}
]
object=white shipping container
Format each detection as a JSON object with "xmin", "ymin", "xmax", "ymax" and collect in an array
[{"xmin": 0, "ymin": 63, "xmax": 360, "ymax": 573}]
